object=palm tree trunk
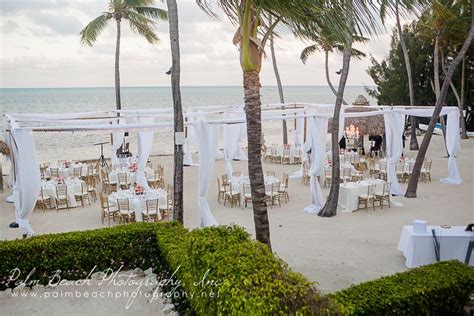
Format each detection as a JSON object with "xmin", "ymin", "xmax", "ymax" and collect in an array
[
  {"xmin": 325, "ymin": 50, "xmax": 348, "ymax": 105},
  {"xmin": 166, "ymin": 0, "xmax": 184, "ymax": 222},
  {"xmin": 460, "ymin": 57, "xmax": 468, "ymax": 139},
  {"xmin": 244, "ymin": 70, "xmax": 271, "ymax": 250},
  {"xmin": 396, "ymin": 1, "xmax": 418, "ymax": 150},
  {"xmin": 433, "ymin": 35, "xmax": 448, "ymax": 153},
  {"xmin": 269, "ymin": 20, "xmax": 288, "ymax": 145},
  {"xmin": 319, "ymin": 24, "xmax": 353, "ymax": 217},
  {"xmin": 115, "ymin": 18, "xmax": 122, "ymax": 110},
  {"xmin": 406, "ymin": 17, "xmax": 474, "ymax": 198}
]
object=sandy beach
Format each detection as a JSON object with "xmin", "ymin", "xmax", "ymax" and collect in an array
[{"xmin": 1, "ymin": 134, "xmax": 472, "ymax": 314}]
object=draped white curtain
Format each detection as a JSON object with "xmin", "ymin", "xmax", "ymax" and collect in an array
[
  {"xmin": 338, "ymin": 111, "xmax": 345, "ymax": 141},
  {"xmin": 137, "ymin": 117, "xmax": 155, "ymax": 189},
  {"xmin": 183, "ymin": 124, "xmax": 195, "ymax": 166},
  {"xmin": 195, "ymin": 122, "xmax": 219, "ymax": 227},
  {"xmin": 304, "ymin": 117, "xmax": 328, "ymax": 213},
  {"xmin": 11, "ymin": 129, "xmax": 41, "ymax": 236},
  {"xmin": 235, "ymin": 121, "xmax": 248, "ymax": 160},
  {"xmin": 383, "ymin": 110, "xmax": 406, "ymax": 195},
  {"xmin": 110, "ymin": 120, "xmax": 124, "ymax": 166},
  {"xmin": 441, "ymin": 109, "xmax": 462, "ymax": 184},
  {"xmin": 294, "ymin": 115, "xmax": 304, "ymax": 146}
]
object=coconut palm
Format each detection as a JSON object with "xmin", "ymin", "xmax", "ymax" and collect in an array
[
  {"xmin": 195, "ymin": 0, "xmax": 346, "ymax": 248},
  {"xmin": 165, "ymin": 0, "xmax": 184, "ymax": 222},
  {"xmin": 406, "ymin": 2, "xmax": 473, "ymax": 197},
  {"xmin": 268, "ymin": 17, "xmax": 288, "ymax": 145},
  {"xmin": 395, "ymin": 0, "xmax": 420, "ymax": 150},
  {"xmin": 80, "ymin": 0, "xmax": 167, "ymax": 110},
  {"xmin": 299, "ymin": 27, "xmax": 367, "ymax": 105}
]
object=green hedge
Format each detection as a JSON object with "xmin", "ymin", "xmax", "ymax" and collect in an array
[
  {"xmin": 331, "ymin": 260, "xmax": 474, "ymax": 315},
  {"xmin": 0, "ymin": 222, "xmax": 336, "ymax": 315},
  {"xmin": 1, "ymin": 223, "xmax": 471, "ymax": 315}
]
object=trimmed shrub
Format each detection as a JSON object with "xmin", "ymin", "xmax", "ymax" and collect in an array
[
  {"xmin": 331, "ymin": 260, "xmax": 474, "ymax": 315},
  {"xmin": 156, "ymin": 225, "xmax": 339, "ymax": 315}
]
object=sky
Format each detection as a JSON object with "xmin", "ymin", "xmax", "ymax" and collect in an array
[{"xmin": 0, "ymin": 0, "xmax": 400, "ymax": 88}]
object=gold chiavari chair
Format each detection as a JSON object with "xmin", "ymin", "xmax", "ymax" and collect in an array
[
  {"xmin": 117, "ymin": 199, "xmax": 134, "ymax": 223},
  {"xmin": 271, "ymin": 181, "xmax": 281, "ymax": 207},
  {"xmin": 50, "ymin": 167, "xmax": 60, "ymax": 179},
  {"xmin": 278, "ymin": 174, "xmax": 289, "ymax": 203},
  {"xmin": 357, "ymin": 184, "xmax": 377, "ymax": 211},
  {"xmin": 375, "ymin": 182, "xmax": 391, "ymax": 209},
  {"xmin": 73, "ymin": 166, "xmax": 83, "ymax": 178},
  {"xmin": 217, "ymin": 178, "xmax": 225, "ymax": 204},
  {"xmin": 396, "ymin": 162, "xmax": 405, "ymax": 182},
  {"xmin": 405, "ymin": 162, "xmax": 415, "ymax": 182},
  {"xmin": 117, "ymin": 173, "xmax": 130, "ymax": 190},
  {"xmin": 144, "ymin": 198, "xmax": 160, "ymax": 222},
  {"xmin": 74, "ymin": 182, "xmax": 91, "ymax": 207},
  {"xmin": 225, "ymin": 182, "xmax": 240, "ymax": 208},
  {"xmin": 221, "ymin": 174, "xmax": 229, "ymax": 188},
  {"xmin": 243, "ymin": 183, "xmax": 253, "ymax": 208},
  {"xmin": 99, "ymin": 193, "xmax": 118, "ymax": 227},
  {"xmin": 323, "ymin": 166, "xmax": 332, "ymax": 188},
  {"xmin": 264, "ymin": 183, "xmax": 273, "ymax": 207},
  {"xmin": 55, "ymin": 185, "xmax": 69, "ymax": 211},
  {"xmin": 379, "ymin": 161, "xmax": 388, "ymax": 180},
  {"xmin": 281, "ymin": 148, "xmax": 291, "ymax": 164},
  {"xmin": 421, "ymin": 159, "xmax": 432, "ymax": 182},
  {"xmin": 293, "ymin": 147, "xmax": 302, "ymax": 164},
  {"xmin": 86, "ymin": 176, "xmax": 97, "ymax": 202},
  {"xmin": 36, "ymin": 187, "xmax": 52, "ymax": 212},
  {"xmin": 302, "ymin": 162, "xmax": 310, "ymax": 185},
  {"xmin": 159, "ymin": 185, "xmax": 173, "ymax": 220},
  {"xmin": 341, "ymin": 167, "xmax": 352, "ymax": 182}
]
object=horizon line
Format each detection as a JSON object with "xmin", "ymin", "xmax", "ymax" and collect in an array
[{"xmin": 0, "ymin": 84, "xmax": 374, "ymax": 90}]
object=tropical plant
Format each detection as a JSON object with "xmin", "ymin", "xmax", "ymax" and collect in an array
[
  {"xmin": 299, "ymin": 27, "xmax": 367, "ymax": 105},
  {"xmin": 165, "ymin": 0, "xmax": 184, "ymax": 222},
  {"xmin": 406, "ymin": 1, "xmax": 473, "ymax": 197},
  {"xmin": 395, "ymin": 0, "xmax": 421, "ymax": 150},
  {"xmin": 268, "ymin": 17, "xmax": 288, "ymax": 145},
  {"xmin": 80, "ymin": 0, "xmax": 167, "ymax": 110}
]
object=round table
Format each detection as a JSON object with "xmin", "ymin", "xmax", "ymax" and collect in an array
[
  {"xmin": 108, "ymin": 188, "xmax": 167, "ymax": 222},
  {"xmin": 229, "ymin": 175, "xmax": 280, "ymax": 205},
  {"xmin": 41, "ymin": 178, "xmax": 85, "ymax": 208},
  {"xmin": 338, "ymin": 178, "xmax": 385, "ymax": 212},
  {"xmin": 46, "ymin": 163, "xmax": 88, "ymax": 178},
  {"xmin": 108, "ymin": 167, "xmax": 154, "ymax": 187}
]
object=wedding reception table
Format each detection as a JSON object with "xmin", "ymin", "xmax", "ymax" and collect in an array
[
  {"xmin": 338, "ymin": 178, "xmax": 385, "ymax": 212},
  {"xmin": 277, "ymin": 145, "xmax": 302, "ymax": 164},
  {"xmin": 397, "ymin": 225, "xmax": 473, "ymax": 268},
  {"xmin": 108, "ymin": 167, "xmax": 154, "ymax": 186},
  {"xmin": 41, "ymin": 178, "xmax": 85, "ymax": 208},
  {"xmin": 229, "ymin": 175, "xmax": 280, "ymax": 205},
  {"xmin": 46, "ymin": 163, "xmax": 88, "ymax": 178},
  {"xmin": 108, "ymin": 188, "xmax": 167, "ymax": 222}
]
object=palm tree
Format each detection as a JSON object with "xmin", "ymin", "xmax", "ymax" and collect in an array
[
  {"xmin": 165, "ymin": 0, "xmax": 184, "ymax": 223},
  {"xmin": 395, "ymin": 0, "xmax": 420, "ymax": 150},
  {"xmin": 406, "ymin": 2, "xmax": 473, "ymax": 197},
  {"xmin": 80, "ymin": 0, "xmax": 167, "ymax": 110},
  {"xmin": 299, "ymin": 27, "xmax": 366, "ymax": 105},
  {"xmin": 268, "ymin": 17, "xmax": 288, "ymax": 145},
  {"xmin": 195, "ymin": 0, "xmax": 340, "ymax": 248}
]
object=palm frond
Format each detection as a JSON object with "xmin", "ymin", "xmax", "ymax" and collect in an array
[
  {"xmin": 125, "ymin": 0, "xmax": 155, "ymax": 7},
  {"xmin": 300, "ymin": 44, "xmax": 320, "ymax": 64},
  {"xmin": 351, "ymin": 47, "xmax": 366, "ymax": 59},
  {"xmin": 80, "ymin": 13, "xmax": 112, "ymax": 46},
  {"xmin": 133, "ymin": 6, "xmax": 168, "ymax": 20},
  {"xmin": 125, "ymin": 11, "xmax": 159, "ymax": 43}
]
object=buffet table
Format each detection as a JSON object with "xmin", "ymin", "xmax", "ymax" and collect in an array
[{"xmin": 397, "ymin": 225, "xmax": 473, "ymax": 268}]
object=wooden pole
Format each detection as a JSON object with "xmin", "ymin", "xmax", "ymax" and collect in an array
[{"xmin": 303, "ymin": 117, "xmax": 307, "ymax": 143}]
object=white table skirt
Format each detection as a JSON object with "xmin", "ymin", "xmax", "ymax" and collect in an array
[
  {"xmin": 108, "ymin": 189, "xmax": 167, "ymax": 222},
  {"xmin": 46, "ymin": 164, "xmax": 88, "ymax": 178},
  {"xmin": 108, "ymin": 167, "xmax": 154, "ymax": 186},
  {"xmin": 230, "ymin": 176, "xmax": 279, "ymax": 205},
  {"xmin": 397, "ymin": 225, "xmax": 473, "ymax": 268},
  {"xmin": 42, "ymin": 179, "xmax": 85, "ymax": 208},
  {"xmin": 338, "ymin": 179, "xmax": 385, "ymax": 212}
]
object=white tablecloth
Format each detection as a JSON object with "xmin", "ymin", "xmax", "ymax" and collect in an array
[
  {"xmin": 338, "ymin": 179, "xmax": 385, "ymax": 212},
  {"xmin": 41, "ymin": 178, "xmax": 85, "ymax": 208},
  {"xmin": 46, "ymin": 163, "xmax": 88, "ymax": 178},
  {"xmin": 397, "ymin": 225, "xmax": 473, "ymax": 268},
  {"xmin": 108, "ymin": 189, "xmax": 167, "ymax": 222},
  {"xmin": 229, "ymin": 175, "xmax": 280, "ymax": 205},
  {"xmin": 108, "ymin": 167, "xmax": 154, "ymax": 186}
]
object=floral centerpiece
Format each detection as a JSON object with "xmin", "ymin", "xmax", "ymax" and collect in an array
[
  {"xmin": 56, "ymin": 176, "xmax": 65, "ymax": 185},
  {"xmin": 134, "ymin": 186, "xmax": 144, "ymax": 195},
  {"xmin": 129, "ymin": 162, "xmax": 138, "ymax": 172}
]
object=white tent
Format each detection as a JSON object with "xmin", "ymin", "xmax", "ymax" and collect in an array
[{"xmin": 4, "ymin": 103, "xmax": 462, "ymax": 236}]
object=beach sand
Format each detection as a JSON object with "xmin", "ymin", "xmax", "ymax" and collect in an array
[{"xmin": 0, "ymin": 135, "xmax": 472, "ymax": 314}]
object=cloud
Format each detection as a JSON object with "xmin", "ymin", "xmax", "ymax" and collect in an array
[{"xmin": 28, "ymin": 12, "xmax": 83, "ymax": 35}]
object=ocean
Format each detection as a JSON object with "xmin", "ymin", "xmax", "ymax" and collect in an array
[{"xmin": 1, "ymin": 86, "xmax": 375, "ymax": 162}]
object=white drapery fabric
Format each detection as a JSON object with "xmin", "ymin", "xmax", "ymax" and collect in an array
[
  {"xmin": 304, "ymin": 117, "xmax": 328, "ymax": 213},
  {"xmin": 441, "ymin": 109, "xmax": 462, "ymax": 184},
  {"xmin": 235, "ymin": 120, "xmax": 248, "ymax": 160},
  {"xmin": 195, "ymin": 122, "xmax": 219, "ymax": 227},
  {"xmin": 183, "ymin": 123, "xmax": 195, "ymax": 166},
  {"xmin": 294, "ymin": 116, "xmax": 304, "ymax": 146},
  {"xmin": 110, "ymin": 120, "xmax": 125, "ymax": 166},
  {"xmin": 338, "ymin": 111, "xmax": 345, "ymax": 141},
  {"xmin": 137, "ymin": 117, "xmax": 154, "ymax": 189},
  {"xmin": 11, "ymin": 129, "xmax": 41, "ymax": 236},
  {"xmin": 383, "ymin": 110, "xmax": 406, "ymax": 195}
]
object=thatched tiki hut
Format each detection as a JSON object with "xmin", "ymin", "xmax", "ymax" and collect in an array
[{"xmin": 328, "ymin": 95, "xmax": 385, "ymax": 153}]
